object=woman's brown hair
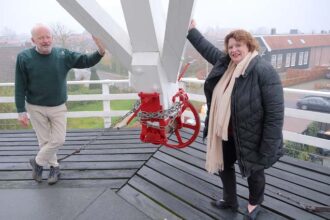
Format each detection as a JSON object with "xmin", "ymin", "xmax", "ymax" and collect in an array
[{"xmin": 224, "ymin": 29, "xmax": 260, "ymax": 53}]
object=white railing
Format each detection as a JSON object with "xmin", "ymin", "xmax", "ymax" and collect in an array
[
  {"xmin": 0, "ymin": 80, "xmax": 138, "ymax": 128},
  {"xmin": 181, "ymin": 78, "xmax": 330, "ymax": 151},
  {"xmin": 1, "ymin": 78, "xmax": 330, "ymax": 151}
]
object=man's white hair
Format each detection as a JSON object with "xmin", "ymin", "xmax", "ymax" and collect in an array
[{"xmin": 31, "ymin": 23, "xmax": 52, "ymax": 37}]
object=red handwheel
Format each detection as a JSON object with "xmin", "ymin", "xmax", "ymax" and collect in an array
[{"xmin": 164, "ymin": 100, "xmax": 200, "ymax": 148}]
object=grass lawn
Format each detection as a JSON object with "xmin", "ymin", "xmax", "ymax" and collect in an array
[
  {"xmin": 1, "ymin": 99, "xmax": 203, "ymax": 130},
  {"xmin": 67, "ymin": 100, "xmax": 138, "ymax": 129}
]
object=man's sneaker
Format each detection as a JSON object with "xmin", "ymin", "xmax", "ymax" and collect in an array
[
  {"xmin": 29, "ymin": 158, "xmax": 43, "ymax": 182},
  {"xmin": 48, "ymin": 166, "xmax": 61, "ymax": 185}
]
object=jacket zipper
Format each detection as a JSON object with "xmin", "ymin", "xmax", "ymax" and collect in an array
[{"xmin": 232, "ymin": 81, "xmax": 247, "ymax": 177}]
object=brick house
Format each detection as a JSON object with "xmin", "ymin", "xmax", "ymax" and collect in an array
[{"xmin": 256, "ymin": 34, "xmax": 330, "ymax": 73}]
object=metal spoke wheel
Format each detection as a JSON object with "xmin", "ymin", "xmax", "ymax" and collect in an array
[{"xmin": 164, "ymin": 101, "xmax": 200, "ymax": 148}]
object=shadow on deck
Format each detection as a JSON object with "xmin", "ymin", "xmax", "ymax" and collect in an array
[{"xmin": 0, "ymin": 128, "xmax": 329, "ymax": 220}]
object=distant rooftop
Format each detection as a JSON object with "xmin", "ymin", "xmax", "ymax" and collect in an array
[{"xmin": 259, "ymin": 34, "xmax": 330, "ymax": 50}]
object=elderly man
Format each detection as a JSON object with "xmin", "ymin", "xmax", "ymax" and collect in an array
[{"xmin": 15, "ymin": 23, "xmax": 105, "ymax": 185}]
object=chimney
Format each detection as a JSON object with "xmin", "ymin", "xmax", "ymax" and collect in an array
[{"xmin": 271, "ymin": 28, "xmax": 276, "ymax": 35}]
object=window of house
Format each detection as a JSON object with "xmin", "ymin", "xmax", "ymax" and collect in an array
[
  {"xmin": 271, "ymin": 54, "xmax": 277, "ymax": 68},
  {"xmin": 285, "ymin": 53, "xmax": 291, "ymax": 67},
  {"xmin": 298, "ymin": 52, "xmax": 304, "ymax": 65},
  {"xmin": 291, "ymin": 52, "xmax": 296, "ymax": 66},
  {"xmin": 287, "ymin": 39, "xmax": 293, "ymax": 45},
  {"xmin": 277, "ymin": 54, "xmax": 283, "ymax": 69},
  {"xmin": 303, "ymin": 51, "xmax": 309, "ymax": 64}
]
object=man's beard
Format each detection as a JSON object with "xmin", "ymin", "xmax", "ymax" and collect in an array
[{"xmin": 37, "ymin": 45, "xmax": 52, "ymax": 54}]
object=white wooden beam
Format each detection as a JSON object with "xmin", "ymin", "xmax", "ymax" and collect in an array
[
  {"xmin": 56, "ymin": 0, "xmax": 132, "ymax": 70},
  {"xmin": 149, "ymin": 0, "xmax": 166, "ymax": 53},
  {"xmin": 121, "ymin": 0, "xmax": 159, "ymax": 52},
  {"xmin": 56, "ymin": 0, "xmax": 195, "ymax": 107},
  {"xmin": 161, "ymin": 0, "xmax": 195, "ymax": 82}
]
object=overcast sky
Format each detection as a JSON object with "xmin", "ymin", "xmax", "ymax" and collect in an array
[{"xmin": 0, "ymin": 0, "xmax": 329, "ymax": 36}]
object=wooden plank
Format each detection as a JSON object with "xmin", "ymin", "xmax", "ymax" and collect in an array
[
  {"xmin": 266, "ymin": 166, "xmax": 330, "ymax": 195},
  {"xmin": 182, "ymin": 142, "xmax": 208, "ymax": 154},
  {"xmin": 62, "ymin": 137, "xmax": 145, "ymax": 144},
  {"xmin": 0, "ymin": 143, "xmax": 157, "ymax": 150},
  {"xmin": 147, "ymin": 157, "xmax": 302, "ymax": 220},
  {"xmin": 273, "ymin": 162, "xmax": 330, "ymax": 185},
  {"xmin": 65, "ymin": 128, "xmax": 141, "ymax": 134},
  {"xmin": 178, "ymin": 129, "xmax": 204, "ymax": 144},
  {"xmin": 145, "ymin": 158, "xmax": 262, "ymax": 219},
  {"xmin": 264, "ymin": 173, "xmax": 330, "ymax": 205},
  {"xmin": 0, "ymin": 128, "xmax": 329, "ymax": 220},
  {"xmin": 0, "ymin": 148, "xmax": 157, "ymax": 156},
  {"xmin": 66, "ymin": 134, "xmax": 142, "ymax": 140},
  {"xmin": 153, "ymin": 151, "xmax": 219, "ymax": 186},
  {"xmin": 0, "ymin": 179, "xmax": 126, "ymax": 189},
  {"xmin": 146, "ymin": 157, "xmax": 220, "ymax": 199},
  {"xmin": 0, "ymin": 130, "xmax": 35, "ymax": 135},
  {"xmin": 0, "ymin": 129, "xmax": 143, "ymax": 143},
  {"xmin": 0, "ymin": 154, "xmax": 152, "ymax": 162},
  {"xmin": 160, "ymin": 147, "xmax": 205, "ymax": 168},
  {"xmin": 0, "ymin": 161, "xmax": 144, "ymax": 170},
  {"xmin": 0, "ymin": 139, "xmax": 150, "ymax": 146},
  {"xmin": 153, "ymin": 152, "xmax": 326, "ymax": 220},
  {"xmin": 118, "ymin": 185, "xmax": 182, "ymax": 220},
  {"xmin": 158, "ymin": 148, "xmax": 325, "ymax": 219},
  {"xmin": 162, "ymin": 146, "xmax": 330, "ymax": 204},
  {"xmin": 128, "ymin": 175, "xmax": 213, "ymax": 220},
  {"xmin": 280, "ymin": 156, "xmax": 330, "ymax": 176},
  {"xmin": 138, "ymin": 166, "xmax": 246, "ymax": 220},
  {"xmin": 0, "ymin": 136, "xmax": 141, "ymax": 142},
  {"xmin": 0, "ymin": 134, "xmax": 141, "ymax": 142},
  {"xmin": 66, "ymin": 128, "xmax": 141, "ymax": 134},
  {"xmin": 68, "ymin": 127, "xmax": 141, "ymax": 132},
  {"xmin": 0, "ymin": 169, "xmax": 136, "ymax": 180},
  {"xmin": 0, "ymin": 141, "xmax": 39, "ymax": 146},
  {"xmin": 0, "ymin": 129, "xmax": 141, "ymax": 138},
  {"xmin": 265, "ymin": 184, "xmax": 330, "ymax": 220}
]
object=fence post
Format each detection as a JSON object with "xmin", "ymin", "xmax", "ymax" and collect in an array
[{"xmin": 102, "ymin": 83, "xmax": 111, "ymax": 128}]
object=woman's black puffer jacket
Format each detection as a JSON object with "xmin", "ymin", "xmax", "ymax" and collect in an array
[{"xmin": 187, "ymin": 28, "xmax": 284, "ymax": 177}]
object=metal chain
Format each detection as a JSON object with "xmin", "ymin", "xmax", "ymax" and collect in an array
[
  {"xmin": 58, "ymin": 100, "xmax": 141, "ymax": 162},
  {"xmin": 138, "ymin": 102, "xmax": 182, "ymax": 120},
  {"xmin": 137, "ymin": 102, "xmax": 182, "ymax": 130},
  {"xmin": 58, "ymin": 100, "xmax": 183, "ymax": 161}
]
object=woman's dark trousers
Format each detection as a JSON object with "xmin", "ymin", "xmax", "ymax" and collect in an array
[{"xmin": 219, "ymin": 136, "xmax": 265, "ymax": 206}]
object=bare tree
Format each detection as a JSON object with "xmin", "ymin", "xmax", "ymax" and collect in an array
[
  {"xmin": 50, "ymin": 22, "xmax": 73, "ymax": 47},
  {"xmin": 0, "ymin": 27, "xmax": 16, "ymax": 37}
]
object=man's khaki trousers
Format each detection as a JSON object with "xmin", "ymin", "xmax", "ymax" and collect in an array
[{"xmin": 26, "ymin": 103, "xmax": 67, "ymax": 167}]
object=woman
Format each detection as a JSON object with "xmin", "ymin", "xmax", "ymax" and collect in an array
[{"xmin": 187, "ymin": 20, "xmax": 284, "ymax": 220}]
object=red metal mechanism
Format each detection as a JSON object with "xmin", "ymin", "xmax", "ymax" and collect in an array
[
  {"xmin": 123, "ymin": 62, "xmax": 200, "ymax": 148},
  {"xmin": 126, "ymin": 89, "xmax": 200, "ymax": 148},
  {"xmin": 138, "ymin": 92, "xmax": 167, "ymax": 145},
  {"xmin": 166, "ymin": 88, "xmax": 200, "ymax": 148}
]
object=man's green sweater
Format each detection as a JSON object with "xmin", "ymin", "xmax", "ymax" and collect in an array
[{"xmin": 15, "ymin": 47, "xmax": 103, "ymax": 112}]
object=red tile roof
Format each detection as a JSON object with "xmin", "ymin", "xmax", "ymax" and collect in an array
[{"xmin": 262, "ymin": 34, "xmax": 330, "ymax": 50}]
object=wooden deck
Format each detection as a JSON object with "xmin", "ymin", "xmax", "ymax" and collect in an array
[{"xmin": 0, "ymin": 128, "xmax": 329, "ymax": 220}]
